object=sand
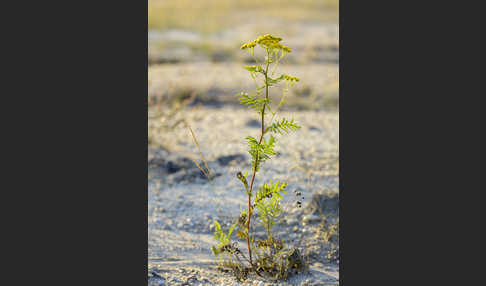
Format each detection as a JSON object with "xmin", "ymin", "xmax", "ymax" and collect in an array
[{"xmin": 148, "ymin": 106, "xmax": 339, "ymax": 285}]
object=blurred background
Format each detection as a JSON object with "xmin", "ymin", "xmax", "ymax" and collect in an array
[{"xmin": 148, "ymin": 0, "xmax": 339, "ymax": 112}]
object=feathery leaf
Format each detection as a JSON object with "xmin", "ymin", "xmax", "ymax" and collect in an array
[{"xmin": 266, "ymin": 118, "xmax": 301, "ymax": 135}]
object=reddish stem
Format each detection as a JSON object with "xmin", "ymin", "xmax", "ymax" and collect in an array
[{"xmin": 246, "ymin": 51, "xmax": 270, "ymax": 266}]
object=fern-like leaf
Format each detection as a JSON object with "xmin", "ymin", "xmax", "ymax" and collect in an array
[
  {"xmin": 254, "ymin": 179, "xmax": 287, "ymax": 235},
  {"xmin": 263, "ymin": 135, "xmax": 276, "ymax": 157},
  {"xmin": 235, "ymin": 93, "xmax": 268, "ymax": 114},
  {"xmin": 255, "ymin": 179, "xmax": 288, "ymax": 206},
  {"xmin": 266, "ymin": 74, "xmax": 285, "ymax": 87},
  {"xmin": 228, "ymin": 223, "xmax": 236, "ymax": 240},
  {"xmin": 266, "ymin": 118, "xmax": 301, "ymax": 134},
  {"xmin": 244, "ymin": 65, "xmax": 264, "ymax": 73},
  {"xmin": 246, "ymin": 135, "xmax": 277, "ymax": 172}
]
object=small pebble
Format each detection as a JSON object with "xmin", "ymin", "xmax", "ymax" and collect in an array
[
  {"xmin": 286, "ymin": 218, "xmax": 297, "ymax": 225},
  {"xmin": 302, "ymin": 214, "xmax": 320, "ymax": 224}
]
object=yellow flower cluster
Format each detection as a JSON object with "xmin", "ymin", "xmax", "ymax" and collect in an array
[
  {"xmin": 240, "ymin": 41, "xmax": 256, "ymax": 50},
  {"xmin": 240, "ymin": 34, "xmax": 291, "ymax": 53},
  {"xmin": 278, "ymin": 44, "xmax": 292, "ymax": 53},
  {"xmin": 255, "ymin": 34, "xmax": 282, "ymax": 46},
  {"xmin": 284, "ymin": 75, "xmax": 300, "ymax": 82}
]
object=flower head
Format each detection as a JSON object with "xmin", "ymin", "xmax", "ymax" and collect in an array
[
  {"xmin": 240, "ymin": 41, "xmax": 256, "ymax": 50},
  {"xmin": 241, "ymin": 34, "xmax": 292, "ymax": 54},
  {"xmin": 278, "ymin": 44, "xmax": 292, "ymax": 53},
  {"xmin": 255, "ymin": 34, "xmax": 283, "ymax": 48},
  {"xmin": 284, "ymin": 75, "xmax": 300, "ymax": 82}
]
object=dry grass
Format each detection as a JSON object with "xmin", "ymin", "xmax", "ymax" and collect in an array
[
  {"xmin": 148, "ymin": 0, "xmax": 339, "ymax": 31},
  {"xmin": 186, "ymin": 120, "xmax": 214, "ymax": 180}
]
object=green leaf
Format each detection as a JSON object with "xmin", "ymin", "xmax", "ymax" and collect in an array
[
  {"xmin": 263, "ymin": 135, "xmax": 276, "ymax": 156},
  {"xmin": 266, "ymin": 118, "xmax": 301, "ymax": 135},
  {"xmin": 246, "ymin": 135, "xmax": 277, "ymax": 172},
  {"xmin": 267, "ymin": 74, "xmax": 285, "ymax": 86},
  {"xmin": 220, "ymin": 232, "xmax": 225, "ymax": 242},
  {"xmin": 235, "ymin": 93, "xmax": 268, "ymax": 114},
  {"xmin": 214, "ymin": 220, "xmax": 221, "ymax": 232},
  {"xmin": 228, "ymin": 223, "xmax": 236, "ymax": 240},
  {"xmin": 236, "ymin": 229, "xmax": 247, "ymax": 239},
  {"xmin": 244, "ymin": 65, "xmax": 263, "ymax": 73},
  {"xmin": 255, "ymin": 178, "xmax": 288, "ymax": 205}
]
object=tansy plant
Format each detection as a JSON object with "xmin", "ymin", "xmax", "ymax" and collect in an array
[{"xmin": 211, "ymin": 34, "xmax": 306, "ymax": 281}]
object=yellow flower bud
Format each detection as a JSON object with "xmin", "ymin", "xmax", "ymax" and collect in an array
[
  {"xmin": 284, "ymin": 75, "xmax": 300, "ymax": 82},
  {"xmin": 240, "ymin": 41, "xmax": 256, "ymax": 50}
]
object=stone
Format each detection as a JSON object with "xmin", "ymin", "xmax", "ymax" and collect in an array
[
  {"xmin": 302, "ymin": 214, "xmax": 320, "ymax": 225},
  {"xmin": 286, "ymin": 217, "xmax": 298, "ymax": 225},
  {"xmin": 216, "ymin": 154, "xmax": 246, "ymax": 166},
  {"xmin": 245, "ymin": 119, "xmax": 260, "ymax": 128}
]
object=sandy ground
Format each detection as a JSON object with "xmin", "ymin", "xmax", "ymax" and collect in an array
[
  {"xmin": 148, "ymin": 106, "xmax": 339, "ymax": 285},
  {"xmin": 148, "ymin": 22, "xmax": 339, "ymax": 65},
  {"xmin": 148, "ymin": 63, "xmax": 338, "ymax": 111}
]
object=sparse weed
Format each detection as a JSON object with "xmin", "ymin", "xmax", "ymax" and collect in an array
[
  {"xmin": 148, "ymin": 76, "xmax": 200, "ymax": 149},
  {"xmin": 310, "ymin": 191, "xmax": 339, "ymax": 263},
  {"xmin": 186, "ymin": 120, "xmax": 214, "ymax": 180},
  {"xmin": 148, "ymin": 96, "xmax": 195, "ymax": 149},
  {"xmin": 318, "ymin": 216, "xmax": 339, "ymax": 262},
  {"xmin": 211, "ymin": 34, "xmax": 307, "ymax": 281}
]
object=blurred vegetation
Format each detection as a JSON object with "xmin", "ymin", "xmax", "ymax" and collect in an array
[
  {"xmin": 148, "ymin": 0, "xmax": 339, "ymax": 112},
  {"xmin": 149, "ymin": 0, "xmax": 339, "ymax": 32}
]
